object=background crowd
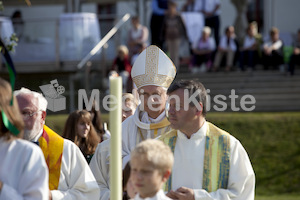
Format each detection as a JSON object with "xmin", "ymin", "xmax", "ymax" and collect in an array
[{"xmin": 109, "ymin": 0, "xmax": 300, "ymax": 82}]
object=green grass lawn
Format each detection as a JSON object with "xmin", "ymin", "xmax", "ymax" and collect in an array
[
  {"xmin": 46, "ymin": 112, "xmax": 300, "ymax": 197},
  {"xmin": 255, "ymin": 195, "xmax": 300, "ymax": 200},
  {"xmin": 206, "ymin": 112, "xmax": 300, "ymax": 196}
]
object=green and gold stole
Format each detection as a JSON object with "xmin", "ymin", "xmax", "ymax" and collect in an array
[
  {"xmin": 39, "ymin": 125, "xmax": 64, "ymax": 190},
  {"xmin": 137, "ymin": 117, "xmax": 171, "ymax": 142},
  {"xmin": 160, "ymin": 122, "xmax": 230, "ymax": 193}
]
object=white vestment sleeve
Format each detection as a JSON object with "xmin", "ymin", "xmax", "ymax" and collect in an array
[
  {"xmin": 193, "ymin": 140, "xmax": 255, "ymax": 200},
  {"xmin": 51, "ymin": 140, "xmax": 100, "ymax": 200},
  {"xmin": 121, "ymin": 116, "xmax": 137, "ymax": 165},
  {"xmin": 0, "ymin": 140, "xmax": 49, "ymax": 200},
  {"xmin": 89, "ymin": 140, "xmax": 111, "ymax": 200}
]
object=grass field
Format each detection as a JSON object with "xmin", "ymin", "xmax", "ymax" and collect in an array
[
  {"xmin": 46, "ymin": 112, "xmax": 300, "ymax": 198},
  {"xmin": 255, "ymin": 196, "xmax": 300, "ymax": 200}
]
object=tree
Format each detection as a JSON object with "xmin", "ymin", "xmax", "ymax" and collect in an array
[{"xmin": 231, "ymin": 0, "xmax": 249, "ymax": 45}]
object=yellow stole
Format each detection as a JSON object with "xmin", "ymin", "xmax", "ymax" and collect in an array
[
  {"xmin": 137, "ymin": 117, "xmax": 171, "ymax": 142},
  {"xmin": 160, "ymin": 122, "xmax": 230, "ymax": 193},
  {"xmin": 149, "ymin": 117, "xmax": 170, "ymax": 130},
  {"xmin": 38, "ymin": 125, "xmax": 64, "ymax": 190}
]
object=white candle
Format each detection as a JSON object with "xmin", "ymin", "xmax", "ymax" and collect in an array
[{"xmin": 109, "ymin": 76, "xmax": 122, "ymax": 200}]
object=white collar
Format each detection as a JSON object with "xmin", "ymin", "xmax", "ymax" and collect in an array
[
  {"xmin": 178, "ymin": 120, "xmax": 207, "ymax": 140},
  {"xmin": 135, "ymin": 190, "xmax": 167, "ymax": 200},
  {"xmin": 133, "ymin": 105, "xmax": 166, "ymax": 129},
  {"xmin": 141, "ymin": 110, "xmax": 165, "ymax": 124}
]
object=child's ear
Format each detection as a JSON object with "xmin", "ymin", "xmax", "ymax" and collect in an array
[{"xmin": 162, "ymin": 170, "xmax": 171, "ymax": 182}]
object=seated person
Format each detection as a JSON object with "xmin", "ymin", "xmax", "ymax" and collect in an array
[
  {"xmin": 191, "ymin": 26, "xmax": 216, "ymax": 73},
  {"xmin": 289, "ymin": 29, "xmax": 300, "ymax": 75},
  {"xmin": 62, "ymin": 110, "xmax": 101, "ymax": 164},
  {"xmin": 212, "ymin": 26, "xmax": 238, "ymax": 72},
  {"xmin": 249, "ymin": 21, "xmax": 263, "ymax": 58},
  {"xmin": 262, "ymin": 27, "xmax": 284, "ymax": 70},
  {"xmin": 239, "ymin": 25, "xmax": 258, "ymax": 71},
  {"xmin": 130, "ymin": 139, "xmax": 174, "ymax": 200},
  {"xmin": 111, "ymin": 45, "xmax": 132, "ymax": 92}
]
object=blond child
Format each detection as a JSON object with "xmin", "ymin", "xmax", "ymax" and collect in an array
[{"xmin": 130, "ymin": 139, "xmax": 174, "ymax": 200}]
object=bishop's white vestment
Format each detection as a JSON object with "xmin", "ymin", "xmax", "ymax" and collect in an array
[
  {"xmin": 122, "ymin": 105, "xmax": 172, "ymax": 167},
  {"xmin": 90, "ymin": 106, "xmax": 172, "ymax": 200},
  {"xmin": 89, "ymin": 139, "xmax": 111, "ymax": 200}
]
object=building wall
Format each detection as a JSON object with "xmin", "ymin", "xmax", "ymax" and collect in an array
[
  {"xmin": 2, "ymin": 4, "xmax": 97, "ymax": 42},
  {"xmin": 3, "ymin": 5, "xmax": 64, "ymax": 41},
  {"xmin": 263, "ymin": 0, "xmax": 300, "ymax": 45},
  {"xmin": 265, "ymin": 0, "xmax": 300, "ymax": 34},
  {"xmin": 2, "ymin": 0, "xmax": 300, "ymax": 60},
  {"xmin": 3, "ymin": 0, "xmax": 300, "ymax": 37}
]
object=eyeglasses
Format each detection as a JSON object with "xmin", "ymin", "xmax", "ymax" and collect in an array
[{"xmin": 21, "ymin": 110, "xmax": 42, "ymax": 119}]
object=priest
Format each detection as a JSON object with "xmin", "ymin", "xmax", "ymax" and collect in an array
[
  {"xmin": 15, "ymin": 88, "xmax": 100, "ymax": 200},
  {"xmin": 159, "ymin": 80, "xmax": 255, "ymax": 200}
]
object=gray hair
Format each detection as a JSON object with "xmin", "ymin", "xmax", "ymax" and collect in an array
[{"xmin": 14, "ymin": 88, "xmax": 48, "ymax": 111}]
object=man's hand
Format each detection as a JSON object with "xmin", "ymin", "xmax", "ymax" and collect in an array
[
  {"xmin": 294, "ymin": 47, "xmax": 300, "ymax": 55},
  {"xmin": 263, "ymin": 47, "xmax": 272, "ymax": 55},
  {"xmin": 169, "ymin": 187, "xmax": 195, "ymax": 200},
  {"xmin": 166, "ymin": 190, "xmax": 179, "ymax": 199}
]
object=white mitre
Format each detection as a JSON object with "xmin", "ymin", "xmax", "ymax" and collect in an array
[{"xmin": 131, "ymin": 45, "xmax": 177, "ymax": 89}]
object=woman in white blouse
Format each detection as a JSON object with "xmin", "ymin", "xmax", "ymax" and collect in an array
[{"xmin": 262, "ymin": 27, "xmax": 284, "ymax": 70}]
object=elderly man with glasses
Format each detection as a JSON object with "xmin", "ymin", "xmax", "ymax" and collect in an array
[{"xmin": 15, "ymin": 88, "xmax": 100, "ymax": 200}]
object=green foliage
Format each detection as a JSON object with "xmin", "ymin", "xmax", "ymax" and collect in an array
[
  {"xmin": 45, "ymin": 114, "xmax": 68, "ymax": 134},
  {"xmin": 3, "ymin": 33, "xmax": 19, "ymax": 52},
  {"xmin": 0, "ymin": 33, "xmax": 19, "ymax": 53},
  {"xmin": 46, "ymin": 112, "xmax": 300, "ymax": 196}
]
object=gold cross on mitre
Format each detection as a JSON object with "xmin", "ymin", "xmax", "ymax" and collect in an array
[{"xmin": 131, "ymin": 45, "xmax": 177, "ymax": 89}]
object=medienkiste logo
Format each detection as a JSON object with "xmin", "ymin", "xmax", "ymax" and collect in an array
[{"xmin": 39, "ymin": 79, "xmax": 66, "ymax": 112}]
